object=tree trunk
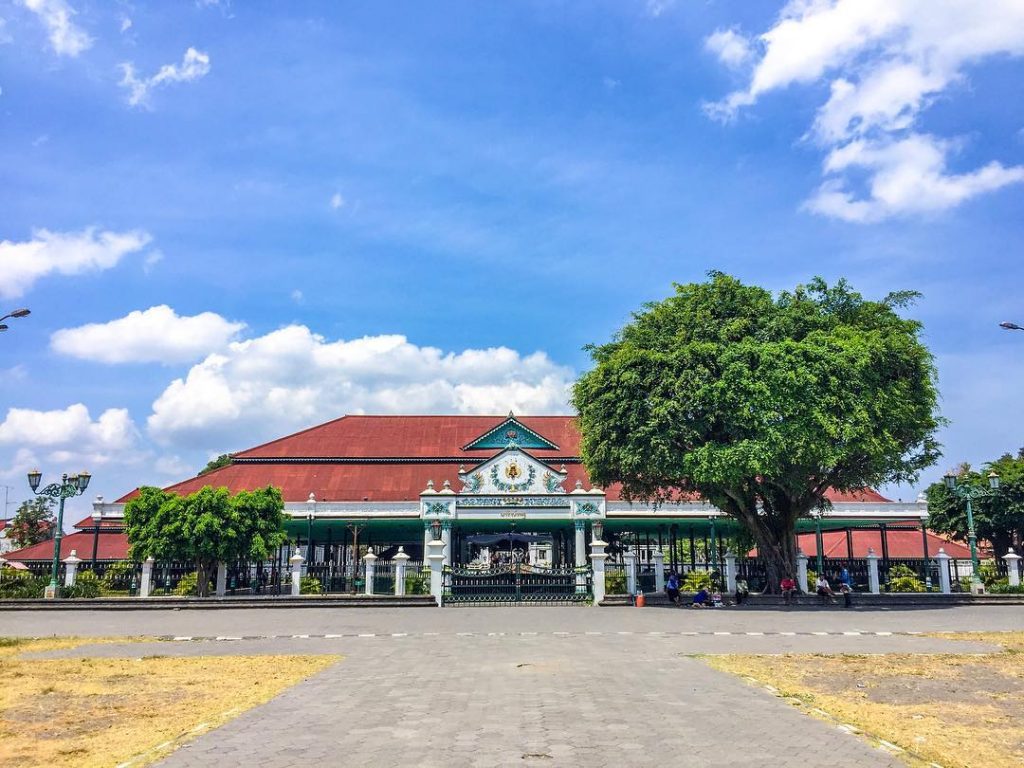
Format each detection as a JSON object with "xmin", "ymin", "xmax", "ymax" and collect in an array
[
  {"xmin": 195, "ymin": 561, "xmax": 213, "ymax": 597},
  {"xmin": 749, "ymin": 524, "xmax": 799, "ymax": 594}
]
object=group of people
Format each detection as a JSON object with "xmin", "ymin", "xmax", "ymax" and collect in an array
[{"xmin": 663, "ymin": 567, "xmax": 855, "ymax": 608}]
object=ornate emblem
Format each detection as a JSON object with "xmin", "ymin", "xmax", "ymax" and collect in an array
[
  {"xmin": 506, "ymin": 460, "xmax": 521, "ymax": 480},
  {"xmin": 541, "ymin": 471, "xmax": 565, "ymax": 494},
  {"xmin": 490, "ymin": 461, "xmax": 536, "ymax": 492},
  {"xmin": 425, "ymin": 501, "xmax": 452, "ymax": 517},
  {"xmin": 460, "ymin": 471, "xmax": 484, "ymax": 493}
]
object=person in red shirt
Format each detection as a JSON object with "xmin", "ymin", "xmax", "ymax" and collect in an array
[{"xmin": 780, "ymin": 576, "xmax": 798, "ymax": 606}]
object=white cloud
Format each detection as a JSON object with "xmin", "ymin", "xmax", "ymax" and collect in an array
[
  {"xmin": 0, "ymin": 17, "xmax": 13, "ymax": 45},
  {"xmin": 0, "ymin": 227, "xmax": 152, "ymax": 299},
  {"xmin": 119, "ymin": 16, "xmax": 132, "ymax": 33},
  {"xmin": 20, "ymin": 0, "xmax": 92, "ymax": 56},
  {"xmin": 146, "ymin": 326, "xmax": 574, "ymax": 449},
  {"xmin": 704, "ymin": 27, "xmax": 753, "ymax": 69},
  {"xmin": 0, "ymin": 404, "xmax": 139, "ymax": 468},
  {"xmin": 290, "ymin": 289, "xmax": 304, "ymax": 304},
  {"xmin": 645, "ymin": 0, "xmax": 676, "ymax": 18},
  {"xmin": 330, "ymin": 192, "xmax": 345, "ymax": 210},
  {"xmin": 51, "ymin": 305, "xmax": 246, "ymax": 364},
  {"xmin": 119, "ymin": 47, "xmax": 211, "ymax": 107},
  {"xmin": 706, "ymin": 0, "xmax": 1024, "ymax": 221}
]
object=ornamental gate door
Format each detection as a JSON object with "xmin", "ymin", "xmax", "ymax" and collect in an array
[{"xmin": 443, "ymin": 564, "xmax": 592, "ymax": 605}]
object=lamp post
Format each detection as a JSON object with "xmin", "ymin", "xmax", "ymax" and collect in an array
[
  {"xmin": 27, "ymin": 469, "xmax": 91, "ymax": 598},
  {"xmin": 0, "ymin": 307, "xmax": 31, "ymax": 332},
  {"xmin": 813, "ymin": 510, "xmax": 824, "ymax": 578},
  {"xmin": 999, "ymin": 321, "xmax": 1023, "ymax": 331},
  {"xmin": 943, "ymin": 470, "xmax": 999, "ymax": 589},
  {"xmin": 91, "ymin": 509, "xmax": 102, "ymax": 569}
]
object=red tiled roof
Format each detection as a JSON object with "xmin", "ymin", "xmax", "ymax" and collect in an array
[
  {"xmin": 1, "ymin": 531, "xmax": 129, "ymax": 562},
  {"xmin": 113, "ymin": 414, "xmax": 891, "ymax": 505},
  {"xmin": 753, "ymin": 530, "xmax": 973, "ymax": 559}
]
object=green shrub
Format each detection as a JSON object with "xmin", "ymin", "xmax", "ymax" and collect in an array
[
  {"xmin": 172, "ymin": 571, "xmax": 214, "ymax": 596},
  {"xmin": 886, "ymin": 563, "xmax": 925, "ymax": 593},
  {"xmin": 681, "ymin": 570, "xmax": 712, "ymax": 592},
  {"xmin": 605, "ymin": 570, "xmax": 627, "ymax": 594},
  {"xmin": 405, "ymin": 572, "xmax": 428, "ymax": 595},
  {"xmin": 977, "ymin": 561, "xmax": 1002, "ymax": 588},
  {"xmin": 300, "ymin": 575, "xmax": 323, "ymax": 595},
  {"xmin": 806, "ymin": 569, "xmax": 817, "ymax": 593},
  {"xmin": 102, "ymin": 561, "xmax": 137, "ymax": 592},
  {"xmin": 0, "ymin": 570, "xmax": 47, "ymax": 599},
  {"xmin": 64, "ymin": 570, "xmax": 101, "ymax": 599},
  {"xmin": 988, "ymin": 581, "xmax": 1024, "ymax": 594}
]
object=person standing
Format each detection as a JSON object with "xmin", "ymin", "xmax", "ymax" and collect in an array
[{"xmin": 665, "ymin": 571, "xmax": 682, "ymax": 606}]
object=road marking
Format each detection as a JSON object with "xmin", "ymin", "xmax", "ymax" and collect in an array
[
  {"xmin": 391, "ymin": 633, "xmax": 408, "ymax": 637},
  {"xmin": 746, "ymin": 631, "xmax": 764, "ymax": 636},
  {"xmin": 358, "ymin": 633, "xmax": 376, "ymax": 637},
  {"xmin": 215, "ymin": 636, "xmax": 242, "ymax": 641}
]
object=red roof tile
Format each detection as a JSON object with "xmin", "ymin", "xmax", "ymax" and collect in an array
[
  {"xmin": 2, "ymin": 531, "xmax": 129, "ymax": 562},
  {"xmin": 761, "ymin": 530, "xmax": 973, "ymax": 559}
]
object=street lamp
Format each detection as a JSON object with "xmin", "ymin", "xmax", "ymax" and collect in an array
[
  {"xmin": 943, "ymin": 470, "xmax": 999, "ymax": 590},
  {"xmin": 27, "ymin": 469, "xmax": 91, "ymax": 598},
  {"xmin": 1000, "ymin": 321, "xmax": 1023, "ymax": 331},
  {"xmin": 0, "ymin": 307, "xmax": 31, "ymax": 332}
]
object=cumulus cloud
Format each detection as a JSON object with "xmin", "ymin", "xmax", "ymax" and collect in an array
[
  {"xmin": 119, "ymin": 47, "xmax": 211, "ymax": 107},
  {"xmin": 146, "ymin": 326, "xmax": 574, "ymax": 449},
  {"xmin": 20, "ymin": 0, "xmax": 92, "ymax": 56},
  {"xmin": 50, "ymin": 305, "xmax": 246, "ymax": 364},
  {"xmin": 705, "ymin": 0, "xmax": 1024, "ymax": 221},
  {"xmin": 0, "ymin": 404, "xmax": 139, "ymax": 467},
  {"xmin": 0, "ymin": 227, "xmax": 152, "ymax": 299},
  {"xmin": 330, "ymin": 192, "xmax": 345, "ymax": 210},
  {"xmin": 704, "ymin": 27, "xmax": 753, "ymax": 69}
]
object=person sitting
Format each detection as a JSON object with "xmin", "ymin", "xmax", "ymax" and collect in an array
[
  {"xmin": 735, "ymin": 578, "xmax": 749, "ymax": 606},
  {"xmin": 815, "ymin": 574, "xmax": 836, "ymax": 604},
  {"xmin": 840, "ymin": 582, "xmax": 853, "ymax": 608},
  {"xmin": 780, "ymin": 576, "xmax": 798, "ymax": 606},
  {"xmin": 665, "ymin": 571, "xmax": 682, "ymax": 606},
  {"xmin": 691, "ymin": 587, "xmax": 710, "ymax": 608}
]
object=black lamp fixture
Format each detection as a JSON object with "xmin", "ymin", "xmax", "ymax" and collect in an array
[
  {"xmin": 1000, "ymin": 321, "xmax": 1023, "ymax": 331},
  {"xmin": 0, "ymin": 307, "xmax": 31, "ymax": 332}
]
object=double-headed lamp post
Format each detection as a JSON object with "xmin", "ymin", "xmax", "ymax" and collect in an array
[
  {"xmin": 942, "ymin": 470, "xmax": 999, "ymax": 589},
  {"xmin": 0, "ymin": 307, "xmax": 31, "ymax": 332},
  {"xmin": 27, "ymin": 469, "xmax": 91, "ymax": 597}
]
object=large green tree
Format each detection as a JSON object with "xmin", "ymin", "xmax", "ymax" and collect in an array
[
  {"xmin": 572, "ymin": 273, "xmax": 941, "ymax": 591},
  {"xmin": 8, "ymin": 498, "xmax": 56, "ymax": 548},
  {"xmin": 925, "ymin": 450, "xmax": 1024, "ymax": 559},
  {"xmin": 124, "ymin": 485, "xmax": 287, "ymax": 596}
]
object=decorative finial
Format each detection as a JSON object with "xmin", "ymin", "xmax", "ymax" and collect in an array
[
  {"xmin": 575, "ymin": 480, "xmax": 583, "ymax": 490},
  {"xmin": 308, "ymin": 492, "xmax": 316, "ymax": 502},
  {"xmin": 427, "ymin": 480, "xmax": 434, "ymax": 489},
  {"xmin": 443, "ymin": 479, "xmax": 451, "ymax": 489},
  {"xmin": 458, "ymin": 464, "xmax": 465, "ymax": 473}
]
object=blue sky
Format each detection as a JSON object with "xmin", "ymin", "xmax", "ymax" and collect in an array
[{"xmin": 1, "ymin": 0, "xmax": 1023, "ymax": 521}]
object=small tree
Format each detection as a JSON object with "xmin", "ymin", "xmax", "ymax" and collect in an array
[
  {"xmin": 572, "ymin": 273, "xmax": 941, "ymax": 592},
  {"xmin": 925, "ymin": 450, "xmax": 1024, "ymax": 559},
  {"xmin": 199, "ymin": 454, "xmax": 232, "ymax": 476},
  {"xmin": 8, "ymin": 498, "xmax": 56, "ymax": 548},
  {"xmin": 124, "ymin": 485, "xmax": 287, "ymax": 597}
]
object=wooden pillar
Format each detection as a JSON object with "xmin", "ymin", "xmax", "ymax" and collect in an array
[
  {"xmin": 880, "ymin": 523, "xmax": 890, "ymax": 572},
  {"xmin": 670, "ymin": 525, "xmax": 678, "ymax": 572},
  {"xmin": 689, "ymin": 528, "xmax": 696, "ymax": 570},
  {"xmin": 846, "ymin": 527, "xmax": 854, "ymax": 560},
  {"xmin": 921, "ymin": 522, "xmax": 930, "ymax": 560}
]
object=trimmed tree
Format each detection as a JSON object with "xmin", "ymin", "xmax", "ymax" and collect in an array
[
  {"xmin": 8, "ymin": 498, "xmax": 56, "ymax": 548},
  {"xmin": 199, "ymin": 454, "xmax": 232, "ymax": 476},
  {"xmin": 925, "ymin": 450, "xmax": 1024, "ymax": 559},
  {"xmin": 124, "ymin": 485, "xmax": 287, "ymax": 597},
  {"xmin": 572, "ymin": 272, "xmax": 941, "ymax": 591}
]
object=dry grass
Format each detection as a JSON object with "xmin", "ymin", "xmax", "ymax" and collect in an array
[
  {"xmin": 705, "ymin": 632, "xmax": 1024, "ymax": 768},
  {"xmin": 0, "ymin": 637, "xmax": 338, "ymax": 768}
]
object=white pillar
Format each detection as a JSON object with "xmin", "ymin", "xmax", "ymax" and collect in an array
[
  {"xmin": 590, "ymin": 537, "xmax": 608, "ymax": 606},
  {"xmin": 427, "ymin": 538, "xmax": 446, "ymax": 607},
  {"xmin": 623, "ymin": 550, "xmax": 638, "ymax": 596},
  {"xmin": 62, "ymin": 550, "xmax": 82, "ymax": 587},
  {"xmin": 216, "ymin": 562, "xmax": 228, "ymax": 596},
  {"xmin": 363, "ymin": 551, "xmax": 377, "ymax": 595},
  {"xmin": 574, "ymin": 521, "xmax": 587, "ymax": 593},
  {"xmin": 796, "ymin": 549, "xmax": 809, "ymax": 594},
  {"xmin": 140, "ymin": 556, "xmax": 155, "ymax": 598},
  {"xmin": 1005, "ymin": 548, "xmax": 1022, "ymax": 588},
  {"xmin": 423, "ymin": 525, "xmax": 432, "ymax": 565},
  {"xmin": 936, "ymin": 548, "xmax": 951, "ymax": 594},
  {"xmin": 723, "ymin": 550, "xmax": 737, "ymax": 594},
  {"xmin": 653, "ymin": 548, "xmax": 665, "ymax": 593},
  {"xmin": 441, "ymin": 524, "xmax": 452, "ymax": 568},
  {"xmin": 394, "ymin": 546, "xmax": 410, "ymax": 596},
  {"xmin": 866, "ymin": 547, "xmax": 880, "ymax": 594},
  {"xmin": 290, "ymin": 551, "xmax": 305, "ymax": 596}
]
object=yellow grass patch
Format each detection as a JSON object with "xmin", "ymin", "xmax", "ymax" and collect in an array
[
  {"xmin": 0, "ymin": 637, "xmax": 338, "ymax": 768},
  {"xmin": 705, "ymin": 632, "xmax": 1024, "ymax": 768}
]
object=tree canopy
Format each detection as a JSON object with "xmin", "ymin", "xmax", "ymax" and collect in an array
[
  {"xmin": 925, "ymin": 449, "xmax": 1024, "ymax": 559},
  {"xmin": 572, "ymin": 272, "xmax": 942, "ymax": 588},
  {"xmin": 8, "ymin": 498, "xmax": 56, "ymax": 549},
  {"xmin": 124, "ymin": 485, "xmax": 287, "ymax": 596},
  {"xmin": 199, "ymin": 454, "xmax": 232, "ymax": 475}
]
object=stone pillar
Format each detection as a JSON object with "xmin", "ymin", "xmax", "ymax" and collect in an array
[
  {"xmin": 441, "ymin": 524, "xmax": 452, "ymax": 568},
  {"xmin": 394, "ymin": 546, "xmax": 410, "ymax": 596},
  {"xmin": 216, "ymin": 562, "xmax": 228, "ymax": 597},
  {"xmin": 623, "ymin": 550, "xmax": 638, "ymax": 595},
  {"xmin": 866, "ymin": 547, "xmax": 880, "ymax": 595},
  {"xmin": 590, "ymin": 537, "xmax": 608, "ymax": 606},
  {"xmin": 796, "ymin": 549, "xmax": 809, "ymax": 594},
  {"xmin": 1003, "ymin": 548, "xmax": 1021, "ymax": 588},
  {"xmin": 574, "ymin": 521, "xmax": 587, "ymax": 593},
  {"xmin": 363, "ymin": 551, "xmax": 377, "ymax": 595},
  {"xmin": 140, "ymin": 556, "xmax": 155, "ymax": 598},
  {"xmin": 62, "ymin": 550, "xmax": 82, "ymax": 588},
  {"xmin": 290, "ymin": 552, "xmax": 305, "ymax": 596},
  {"xmin": 427, "ymin": 538, "xmax": 446, "ymax": 607},
  {"xmin": 936, "ymin": 548, "xmax": 951, "ymax": 594},
  {"xmin": 653, "ymin": 547, "xmax": 665, "ymax": 594},
  {"xmin": 723, "ymin": 550, "xmax": 737, "ymax": 594},
  {"xmin": 423, "ymin": 524, "xmax": 432, "ymax": 565}
]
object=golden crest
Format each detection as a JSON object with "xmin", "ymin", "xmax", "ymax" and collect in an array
[{"xmin": 505, "ymin": 461, "xmax": 521, "ymax": 480}]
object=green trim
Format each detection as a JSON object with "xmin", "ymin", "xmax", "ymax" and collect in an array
[{"xmin": 462, "ymin": 417, "xmax": 559, "ymax": 451}]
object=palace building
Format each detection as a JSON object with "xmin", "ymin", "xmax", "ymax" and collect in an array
[{"xmin": 12, "ymin": 412, "xmax": 934, "ymax": 597}]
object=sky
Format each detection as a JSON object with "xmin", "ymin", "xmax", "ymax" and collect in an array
[{"xmin": 2, "ymin": 0, "xmax": 1023, "ymax": 524}]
